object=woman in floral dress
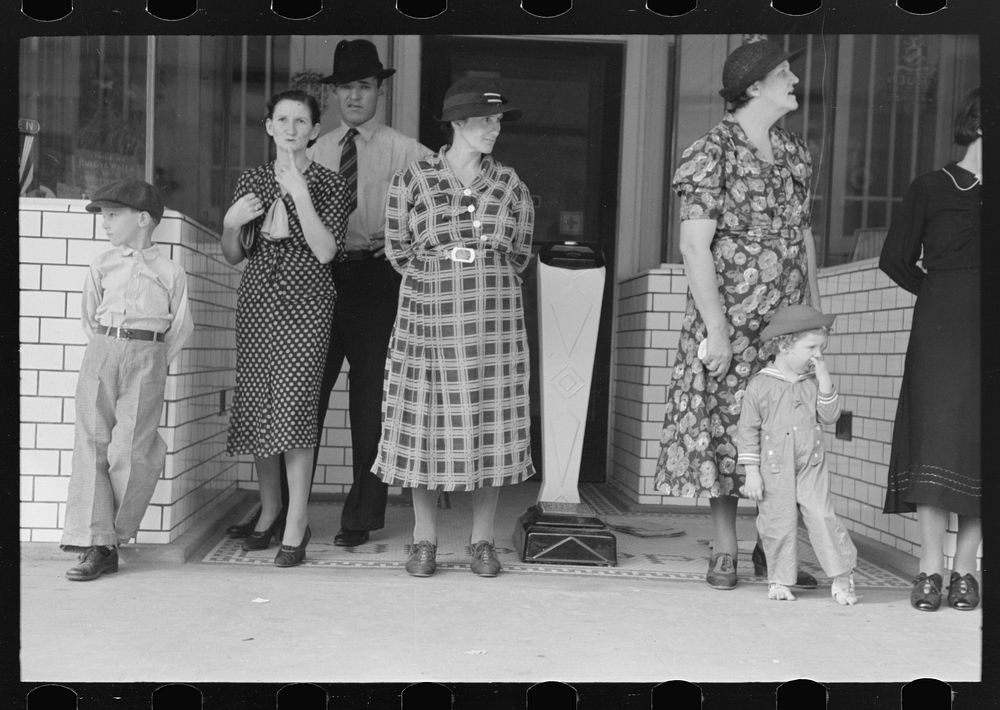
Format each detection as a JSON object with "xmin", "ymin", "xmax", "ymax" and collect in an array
[
  {"xmin": 373, "ymin": 77, "xmax": 534, "ymax": 578},
  {"xmin": 654, "ymin": 40, "xmax": 823, "ymax": 590}
]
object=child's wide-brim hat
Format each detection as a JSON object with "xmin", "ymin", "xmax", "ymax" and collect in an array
[
  {"xmin": 436, "ymin": 77, "xmax": 522, "ymax": 122},
  {"xmin": 760, "ymin": 304, "xmax": 835, "ymax": 342}
]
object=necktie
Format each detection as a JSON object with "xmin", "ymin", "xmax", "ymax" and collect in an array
[{"xmin": 340, "ymin": 127, "xmax": 359, "ymax": 214}]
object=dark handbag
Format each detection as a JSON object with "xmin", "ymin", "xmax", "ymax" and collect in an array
[{"xmin": 239, "ymin": 222, "xmax": 257, "ymax": 257}]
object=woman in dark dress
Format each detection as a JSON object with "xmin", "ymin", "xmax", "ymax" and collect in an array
[
  {"xmin": 221, "ymin": 89, "xmax": 350, "ymax": 567},
  {"xmin": 880, "ymin": 88, "xmax": 981, "ymax": 611}
]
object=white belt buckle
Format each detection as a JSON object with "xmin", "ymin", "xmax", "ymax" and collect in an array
[{"xmin": 450, "ymin": 247, "xmax": 476, "ymax": 263}]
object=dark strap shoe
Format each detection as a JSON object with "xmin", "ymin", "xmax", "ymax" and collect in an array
[
  {"xmin": 470, "ymin": 540, "xmax": 501, "ymax": 577},
  {"xmin": 274, "ymin": 526, "xmax": 311, "ymax": 568},
  {"xmin": 910, "ymin": 572, "xmax": 943, "ymax": 611},
  {"xmin": 706, "ymin": 552, "xmax": 737, "ymax": 589},
  {"xmin": 405, "ymin": 540, "xmax": 437, "ymax": 577},
  {"xmin": 66, "ymin": 546, "xmax": 119, "ymax": 581},
  {"xmin": 947, "ymin": 572, "xmax": 980, "ymax": 611}
]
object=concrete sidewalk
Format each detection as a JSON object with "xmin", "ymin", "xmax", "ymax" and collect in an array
[{"xmin": 19, "ymin": 500, "xmax": 982, "ymax": 686}]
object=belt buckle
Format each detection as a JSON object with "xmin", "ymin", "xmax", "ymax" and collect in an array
[
  {"xmin": 109, "ymin": 326, "xmax": 126, "ymax": 339},
  {"xmin": 450, "ymin": 247, "xmax": 475, "ymax": 263}
]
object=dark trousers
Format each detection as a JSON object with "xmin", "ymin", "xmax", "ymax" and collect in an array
[{"xmin": 281, "ymin": 258, "xmax": 399, "ymax": 530}]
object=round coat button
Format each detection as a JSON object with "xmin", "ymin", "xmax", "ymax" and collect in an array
[{"xmin": 473, "ymin": 220, "xmax": 481, "ymax": 228}]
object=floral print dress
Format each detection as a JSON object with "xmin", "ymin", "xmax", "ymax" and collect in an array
[{"xmin": 654, "ymin": 114, "xmax": 814, "ymax": 498}]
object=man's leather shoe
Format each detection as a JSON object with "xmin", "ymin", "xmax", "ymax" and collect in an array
[
  {"xmin": 66, "ymin": 546, "xmax": 118, "ymax": 581},
  {"xmin": 334, "ymin": 528, "xmax": 370, "ymax": 547}
]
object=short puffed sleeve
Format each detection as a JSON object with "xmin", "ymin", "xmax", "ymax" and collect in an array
[{"xmin": 671, "ymin": 133, "xmax": 725, "ymax": 222}]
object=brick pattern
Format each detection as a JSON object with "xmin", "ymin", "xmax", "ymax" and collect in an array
[
  {"xmin": 609, "ymin": 257, "xmax": 977, "ymax": 567},
  {"xmin": 19, "ymin": 198, "xmax": 361, "ymax": 545}
]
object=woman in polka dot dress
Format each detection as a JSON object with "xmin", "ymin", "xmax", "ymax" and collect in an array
[{"xmin": 221, "ymin": 89, "xmax": 350, "ymax": 567}]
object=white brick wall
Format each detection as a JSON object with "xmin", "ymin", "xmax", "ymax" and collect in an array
[{"xmin": 608, "ymin": 256, "xmax": 978, "ymax": 565}]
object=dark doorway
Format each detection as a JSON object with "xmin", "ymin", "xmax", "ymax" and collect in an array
[{"xmin": 420, "ymin": 37, "xmax": 623, "ymax": 483}]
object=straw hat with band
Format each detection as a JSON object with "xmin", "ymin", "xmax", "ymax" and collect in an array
[
  {"xmin": 719, "ymin": 39, "xmax": 805, "ymax": 103},
  {"xmin": 436, "ymin": 77, "xmax": 522, "ymax": 122},
  {"xmin": 320, "ymin": 39, "xmax": 396, "ymax": 86}
]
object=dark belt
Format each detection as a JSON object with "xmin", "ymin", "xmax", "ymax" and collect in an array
[
  {"xmin": 343, "ymin": 250, "xmax": 377, "ymax": 262},
  {"xmin": 97, "ymin": 325, "xmax": 165, "ymax": 342}
]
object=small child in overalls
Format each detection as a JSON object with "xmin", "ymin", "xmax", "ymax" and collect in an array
[
  {"xmin": 60, "ymin": 179, "xmax": 194, "ymax": 581},
  {"xmin": 736, "ymin": 304, "xmax": 858, "ymax": 605}
]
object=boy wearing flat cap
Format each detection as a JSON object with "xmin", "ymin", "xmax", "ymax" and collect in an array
[
  {"xmin": 60, "ymin": 179, "xmax": 193, "ymax": 581},
  {"xmin": 735, "ymin": 305, "xmax": 859, "ymax": 605}
]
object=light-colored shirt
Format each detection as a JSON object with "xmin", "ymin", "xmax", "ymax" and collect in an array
[
  {"xmin": 735, "ymin": 365, "xmax": 840, "ymax": 468},
  {"xmin": 308, "ymin": 117, "xmax": 430, "ymax": 253},
  {"xmin": 81, "ymin": 244, "xmax": 194, "ymax": 365}
]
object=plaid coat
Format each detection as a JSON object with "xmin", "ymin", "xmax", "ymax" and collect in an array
[{"xmin": 372, "ymin": 149, "xmax": 536, "ymax": 490}]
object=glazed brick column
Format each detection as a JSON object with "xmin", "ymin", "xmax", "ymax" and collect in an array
[{"xmin": 609, "ymin": 265, "xmax": 699, "ymax": 506}]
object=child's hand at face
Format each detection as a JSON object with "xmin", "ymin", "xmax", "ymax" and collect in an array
[{"xmin": 810, "ymin": 352, "xmax": 830, "ymax": 377}]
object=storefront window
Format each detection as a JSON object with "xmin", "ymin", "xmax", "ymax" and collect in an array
[
  {"xmin": 20, "ymin": 36, "xmax": 148, "ymax": 200},
  {"xmin": 19, "ymin": 35, "xmax": 291, "ymax": 232},
  {"xmin": 663, "ymin": 34, "xmax": 979, "ymax": 267}
]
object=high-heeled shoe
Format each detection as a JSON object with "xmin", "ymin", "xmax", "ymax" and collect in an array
[
  {"xmin": 227, "ymin": 506, "xmax": 261, "ymax": 538},
  {"xmin": 274, "ymin": 526, "xmax": 311, "ymax": 567},
  {"xmin": 241, "ymin": 511, "xmax": 285, "ymax": 551}
]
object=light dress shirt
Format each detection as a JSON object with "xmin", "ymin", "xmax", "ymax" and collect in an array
[
  {"xmin": 308, "ymin": 117, "xmax": 430, "ymax": 253},
  {"xmin": 81, "ymin": 243, "xmax": 194, "ymax": 364}
]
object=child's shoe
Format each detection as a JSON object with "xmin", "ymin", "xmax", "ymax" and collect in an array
[
  {"xmin": 66, "ymin": 545, "xmax": 119, "ymax": 581},
  {"xmin": 831, "ymin": 572, "xmax": 858, "ymax": 605},
  {"xmin": 767, "ymin": 582, "xmax": 796, "ymax": 601}
]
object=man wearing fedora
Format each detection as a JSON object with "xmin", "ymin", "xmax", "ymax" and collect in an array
[{"xmin": 306, "ymin": 39, "xmax": 430, "ymax": 547}]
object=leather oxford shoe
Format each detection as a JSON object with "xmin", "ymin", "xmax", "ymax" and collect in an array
[
  {"xmin": 334, "ymin": 528, "xmax": 370, "ymax": 547},
  {"xmin": 66, "ymin": 546, "xmax": 118, "ymax": 581}
]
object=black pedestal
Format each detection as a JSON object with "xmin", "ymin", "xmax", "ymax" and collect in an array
[{"xmin": 512, "ymin": 501, "xmax": 617, "ymax": 566}]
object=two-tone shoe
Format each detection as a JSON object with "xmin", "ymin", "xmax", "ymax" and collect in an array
[
  {"xmin": 947, "ymin": 572, "xmax": 980, "ymax": 611},
  {"xmin": 910, "ymin": 572, "xmax": 943, "ymax": 611}
]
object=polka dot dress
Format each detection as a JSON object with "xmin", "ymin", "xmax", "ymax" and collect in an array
[{"xmin": 226, "ymin": 162, "xmax": 349, "ymax": 458}]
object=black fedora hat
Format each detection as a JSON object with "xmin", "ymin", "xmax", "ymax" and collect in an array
[
  {"xmin": 719, "ymin": 39, "xmax": 805, "ymax": 103},
  {"xmin": 320, "ymin": 39, "xmax": 396, "ymax": 86},
  {"xmin": 435, "ymin": 77, "xmax": 522, "ymax": 122}
]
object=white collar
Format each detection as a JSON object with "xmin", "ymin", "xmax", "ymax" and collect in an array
[{"xmin": 759, "ymin": 365, "xmax": 813, "ymax": 384}]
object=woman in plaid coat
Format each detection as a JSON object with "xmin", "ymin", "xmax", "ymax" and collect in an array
[{"xmin": 372, "ymin": 77, "xmax": 535, "ymax": 578}]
